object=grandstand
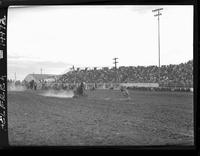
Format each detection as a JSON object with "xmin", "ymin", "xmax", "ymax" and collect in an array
[{"xmin": 58, "ymin": 60, "xmax": 193, "ymax": 90}]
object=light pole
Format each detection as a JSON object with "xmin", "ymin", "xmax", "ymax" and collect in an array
[
  {"xmin": 152, "ymin": 8, "xmax": 163, "ymax": 85},
  {"xmin": 14, "ymin": 72, "xmax": 16, "ymax": 82},
  {"xmin": 113, "ymin": 58, "xmax": 118, "ymax": 83},
  {"xmin": 71, "ymin": 65, "xmax": 76, "ymax": 86}
]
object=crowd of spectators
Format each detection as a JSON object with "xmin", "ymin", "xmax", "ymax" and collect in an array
[{"xmin": 59, "ymin": 60, "xmax": 193, "ymax": 88}]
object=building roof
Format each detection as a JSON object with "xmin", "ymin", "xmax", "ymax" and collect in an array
[{"xmin": 24, "ymin": 74, "xmax": 61, "ymax": 82}]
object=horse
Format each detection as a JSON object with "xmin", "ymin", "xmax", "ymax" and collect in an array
[
  {"xmin": 29, "ymin": 80, "xmax": 37, "ymax": 90},
  {"xmin": 73, "ymin": 82, "xmax": 87, "ymax": 98}
]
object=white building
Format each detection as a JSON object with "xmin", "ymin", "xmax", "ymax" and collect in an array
[{"xmin": 24, "ymin": 74, "xmax": 59, "ymax": 83}]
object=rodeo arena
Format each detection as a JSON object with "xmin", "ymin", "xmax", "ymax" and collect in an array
[{"xmin": 7, "ymin": 59, "xmax": 194, "ymax": 145}]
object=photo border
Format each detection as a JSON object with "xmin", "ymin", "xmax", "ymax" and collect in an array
[{"xmin": 0, "ymin": 0, "xmax": 198, "ymax": 154}]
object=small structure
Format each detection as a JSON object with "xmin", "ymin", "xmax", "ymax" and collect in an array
[{"xmin": 24, "ymin": 74, "xmax": 58, "ymax": 84}]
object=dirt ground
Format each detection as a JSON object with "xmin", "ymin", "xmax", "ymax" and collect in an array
[{"xmin": 7, "ymin": 89, "xmax": 194, "ymax": 146}]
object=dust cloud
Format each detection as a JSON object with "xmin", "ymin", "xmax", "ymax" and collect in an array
[
  {"xmin": 8, "ymin": 84, "xmax": 26, "ymax": 92},
  {"xmin": 40, "ymin": 90, "xmax": 74, "ymax": 98}
]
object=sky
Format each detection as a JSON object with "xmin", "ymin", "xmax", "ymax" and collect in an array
[{"xmin": 7, "ymin": 5, "xmax": 193, "ymax": 81}]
